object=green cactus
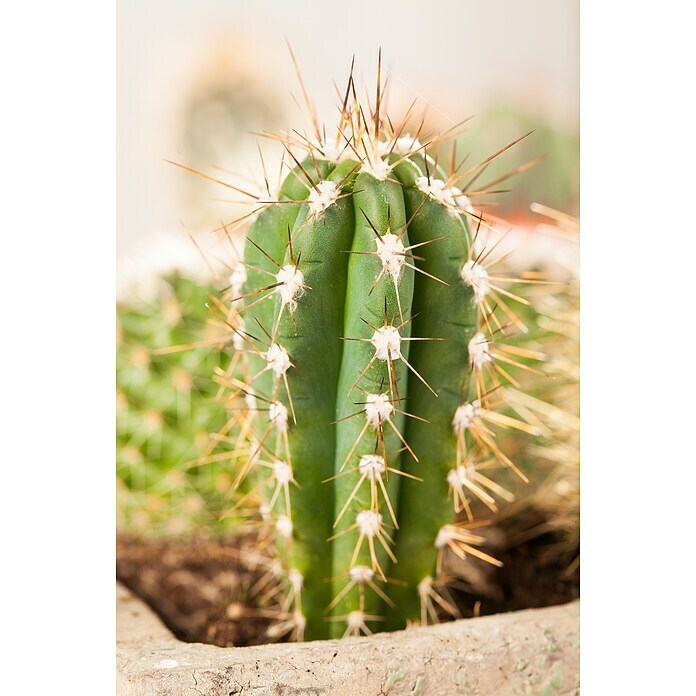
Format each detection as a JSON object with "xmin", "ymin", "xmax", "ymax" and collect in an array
[
  {"xmin": 117, "ymin": 272, "xmax": 240, "ymax": 537},
  {"xmin": 204, "ymin": 58, "xmax": 550, "ymax": 641}
]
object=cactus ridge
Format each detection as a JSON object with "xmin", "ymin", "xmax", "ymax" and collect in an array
[{"xmin": 191, "ymin": 54, "xmax": 556, "ymax": 640}]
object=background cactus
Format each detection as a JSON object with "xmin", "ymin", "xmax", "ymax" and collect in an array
[
  {"xmin": 193, "ymin": 56, "xmax": 557, "ymax": 641},
  {"xmin": 117, "ymin": 272, "xmax": 238, "ymax": 537}
]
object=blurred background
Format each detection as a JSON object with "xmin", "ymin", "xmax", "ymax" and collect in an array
[{"xmin": 117, "ymin": 0, "xmax": 578, "ymax": 293}]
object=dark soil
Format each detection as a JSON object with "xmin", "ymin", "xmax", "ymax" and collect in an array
[
  {"xmin": 116, "ymin": 512, "xmax": 579, "ymax": 648},
  {"xmin": 450, "ymin": 510, "xmax": 580, "ymax": 619},
  {"xmin": 116, "ymin": 536, "xmax": 277, "ymax": 647}
]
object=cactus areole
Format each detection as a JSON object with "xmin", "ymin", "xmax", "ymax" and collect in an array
[{"xmin": 206, "ymin": 57, "xmax": 546, "ymax": 640}]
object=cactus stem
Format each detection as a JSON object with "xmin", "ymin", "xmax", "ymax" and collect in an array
[{"xmin": 186, "ymin": 55, "xmax": 564, "ymax": 638}]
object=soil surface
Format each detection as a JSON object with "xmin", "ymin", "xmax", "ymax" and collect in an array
[
  {"xmin": 116, "ymin": 536, "xmax": 276, "ymax": 647},
  {"xmin": 116, "ymin": 511, "xmax": 579, "ymax": 648}
]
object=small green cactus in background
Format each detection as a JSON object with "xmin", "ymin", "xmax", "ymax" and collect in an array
[
  {"xmin": 117, "ymin": 273, "xmax": 237, "ymax": 537},
  {"xmin": 187, "ymin": 55, "xmax": 557, "ymax": 641}
]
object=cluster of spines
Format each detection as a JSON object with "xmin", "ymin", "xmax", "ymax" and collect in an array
[{"xmin": 173, "ymin": 52, "xmax": 556, "ymax": 640}]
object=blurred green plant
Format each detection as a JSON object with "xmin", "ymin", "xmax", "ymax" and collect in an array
[
  {"xmin": 455, "ymin": 106, "xmax": 579, "ymax": 218},
  {"xmin": 116, "ymin": 273, "xmax": 238, "ymax": 537}
]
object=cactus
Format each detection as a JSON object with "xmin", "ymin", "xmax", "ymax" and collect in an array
[
  {"xmin": 195, "ymin": 55, "xmax": 554, "ymax": 641},
  {"xmin": 117, "ymin": 272, "xmax": 240, "ymax": 537}
]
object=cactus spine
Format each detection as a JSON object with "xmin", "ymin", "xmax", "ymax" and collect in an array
[{"xmin": 204, "ymin": 56, "xmax": 549, "ymax": 640}]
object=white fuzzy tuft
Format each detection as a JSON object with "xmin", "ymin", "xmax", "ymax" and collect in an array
[
  {"xmin": 275, "ymin": 515, "xmax": 293, "ymax": 539},
  {"xmin": 435, "ymin": 524, "xmax": 455, "ymax": 549},
  {"xmin": 268, "ymin": 401, "xmax": 289, "ymax": 431},
  {"xmin": 356, "ymin": 510, "xmax": 382, "ymax": 537},
  {"xmin": 375, "ymin": 233, "xmax": 406, "ymax": 280},
  {"xmin": 293, "ymin": 610, "xmax": 307, "ymax": 632},
  {"xmin": 276, "ymin": 264, "xmax": 305, "ymax": 310},
  {"xmin": 287, "ymin": 568, "xmax": 303, "ymax": 591},
  {"xmin": 229, "ymin": 260, "xmax": 247, "ymax": 298},
  {"xmin": 394, "ymin": 135, "xmax": 422, "ymax": 156},
  {"xmin": 460, "ymin": 194, "xmax": 475, "ymax": 215},
  {"xmin": 460, "ymin": 260, "xmax": 491, "ymax": 304},
  {"xmin": 468, "ymin": 332, "xmax": 492, "ymax": 370},
  {"xmin": 244, "ymin": 392, "xmax": 257, "ymax": 412},
  {"xmin": 361, "ymin": 157, "xmax": 391, "ymax": 181},
  {"xmin": 417, "ymin": 576, "xmax": 433, "ymax": 596},
  {"xmin": 447, "ymin": 461, "xmax": 476, "ymax": 488},
  {"xmin": 320, "ymin": 141, "xmax": 350, "ymax": 163},
  {"xmin": 377, "ymin": 140, "xmax": 391, "ymax": 156},
  {"xmin": 447, "ymin": 467, "xmax": 463, "ymax": 488},
  {"xmin": 358, "ymin": 454, "xmax": 386, "ymax": 480},
  {"xmin": 232, "ymin": 329, "xmax": 245, "ymax": 351},
  {"xmin": 349, "ymin": 565, "xmax": 375, "ymax": 583},
  {"xmin": 364, "ymin": 393, "xmax": 394, "ymax": 427},
  {"xmin": 347, "ymin": 610, "xmax": 365, "ymax": 629},
  {"xmin": 452, "ymin": 400, "xmax": 482, "ymax": 434},
  {"xmin": 371, "ymin": 326, "xmax": 401, "ymax": 361},
  {"xmin": 377, "ymin": 134, "xmax": 422, "ymax": 157},
  {"xmin": 266, "ymin": 343, "xmax": 291, "ymax": 377},
  {"xmin": 259, "ymin": 503, "xmax": 272, "ymax": 521},
  {"xmin": 307, "ymin": 180, "xmax": 340, "ymax": 216},
  {"xmin": 415, "ymin": 176, "xmax": 457, "ymax": 209},
  {"xmin": 273, "ymin": 460, "xmax": 292, "ymax": 484},
  {"xmin": 450, "ymin": 185, "xmax": 476, "ymax": 215}
]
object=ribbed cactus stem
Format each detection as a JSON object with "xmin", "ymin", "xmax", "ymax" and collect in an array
[
  {"xmin": 330, "ymin": 171, "xmax": 414, "ymax": 636},
  {"xmin": 384, "ymin": 156, "xmax": 480, "ymax": 626},
  {"xmin": 211, "ymin": 56, "xmax": 549, "ymax": 640}
]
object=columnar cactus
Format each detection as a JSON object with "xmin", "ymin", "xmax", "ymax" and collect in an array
[{"xmin": 203, "ymin": 57, "xmax": 549, "ymax": 640}]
